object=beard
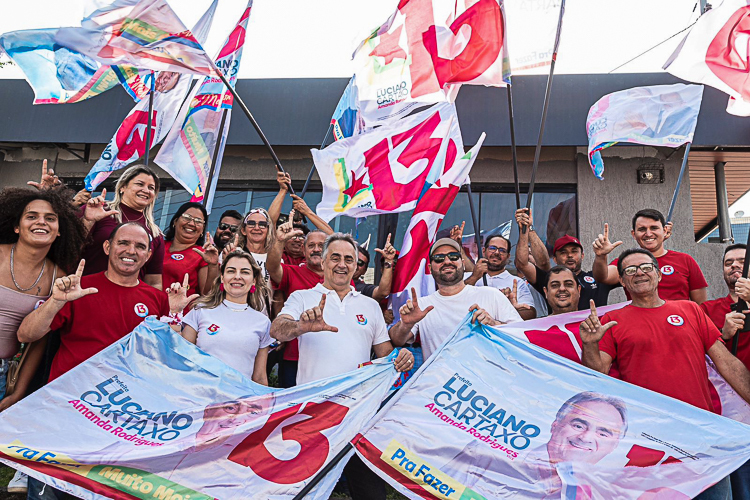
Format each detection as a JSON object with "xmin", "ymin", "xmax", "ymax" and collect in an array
[
  {"xmin": 487, "ymin": 261, "xmax": 505, "ymax": 272},
  {"xmin": 434, "ymin": 265, "xmax": 464, "ymax": 286}
]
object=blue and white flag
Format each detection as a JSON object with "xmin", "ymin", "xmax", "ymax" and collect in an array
[
  {"xmin": 586, "ymin": 84, "xmax": 703, "ymax": 180},
  {"xmin": 331, "ymin": 76, "xmax": 365, "ymax": 141},
  {"xmin": 0, "ymin": 317, "xmax": 399, "ymax": 500},
  {"xmin": 355, "ymin": 315, "xmax": 750, "ymax": 499}
]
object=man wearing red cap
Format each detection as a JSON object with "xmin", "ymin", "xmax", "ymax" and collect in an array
[{"xmin": 515, "ymin": 209, "xmax": 614, "ymax": 309}]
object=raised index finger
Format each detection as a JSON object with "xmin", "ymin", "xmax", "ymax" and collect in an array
[
  {"xmin": 603, "ymin": 223, "xmax": 609, "ymax": 241},
  {"xmin": 75, "ymin": 259, "xmax": 86, "ymax": 277},
  {"xmin": 42, "ymin": 159, "xmax": 48, "ymax": 177},
  {"xmin": 386, "ymin": 233, "xmax": 391, "ymax": 246},
  {"xmin": 319, "ymin": 294, "xmax": 327, "ymax": 309},
  {"xmin": 182, "ymin": 273, "xmax": 190, "ymax": 288},
  {"xmin": 410, "ymin": 287, "xmax": 419, "ymax": 306},
  {"xmin": 589, "ymin": 299, "xmax": 597, "ymax": 317}
]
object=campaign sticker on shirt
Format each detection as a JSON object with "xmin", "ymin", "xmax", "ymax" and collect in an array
[
  {"xmin": 207, "ymin": 324, "xmax": 221, "ymax": 335},
  {"xmin": 583, "ymin": 276, "xmax": 595, "ymax": 284},
  {"xmin": 34, "ymin": 299, "xmax": 46, "ymax": 310},
  {"xmin": 134, "ymin": 303, "xmax": 149, "ymax": 318},
  {"xmin": 356, "ymin": 314, "xmax": 368, "ymax": 326},
  {"xmin": 171, "ymin": 254, "xmax": 185, "ymax": 261},
  {"xmin": 661, "ymin": 265, "xmax": 675, "ymax": 275},
  {"xmin": 667, "ymin": 315, "xmax": 684, "ymax": 326}
]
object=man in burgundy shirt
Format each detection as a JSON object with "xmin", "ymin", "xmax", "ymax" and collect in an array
[
  {"xmin": 267, "ymin": 216, "xmax": 328, "ymax": 387},
  {"xmin": 580, "ymin": 247, "xmax": 750, "ymax": 500},
  {"xmin": 592, "ymin": 209, "xmax": 708, "ymax": 303}
]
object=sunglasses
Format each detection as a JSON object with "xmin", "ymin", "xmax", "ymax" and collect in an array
[
  {"xmin": 621, "ymin": 263, "xmax": 656, "ymax": 276},
  {"xmin": 180, "ymin": 213, "xmax": 205, "ymax": 226},
  {"xmin": 431, "ymin": 252, "xmax": 461, "ymax": 263},
  {"xmin": 245, "ymin": 220, "xmax": 269, "ymax": 229},
  {"xmin": 486, "ymin": 245, "xmax": 508, "ymax": 255},
  {"xmin": 218, "ymin": 223, "xmax": 238, "ymax": 232}
]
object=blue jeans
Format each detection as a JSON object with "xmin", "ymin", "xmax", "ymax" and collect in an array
[
  {"xmin": 731, "ymin": 459, "xmax": 750, "ymax": 500},
  {"xmin": 0, "ymin": 358, "xmax": 9, "ymax": 399},
  {"xmin": 27, "ymin": 476, "xmax": 72, "ymax": 500},
  {"xmin": 696, "ymin": 476, "xmax": 733, "ymax": 500}
]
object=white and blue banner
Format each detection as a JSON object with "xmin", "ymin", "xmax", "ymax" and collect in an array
[
  {"xmin": 0, "ymin": 317, "xmax": 399, "ymax": 500},
  {"xmin": 354, "ymin": 315, "xmax": 750, "ymax": 499}
]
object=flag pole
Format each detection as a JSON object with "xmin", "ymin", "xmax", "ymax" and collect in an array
[
  {"xmin": 666, "ymin": 142, "xmax": 691, "ymax": 223},
  {"xmin": 291, "ymin": 443, "xmax": 352, "ymax": 500},
  {"xmin": 143, "ymin": 71, "xmax": 155, "ymax": 166},
  {"xmin": 731, "ymin": 224, "xmax": 750, "ymax": 355},
  {"xmin": 524, "ymin": 0, "xmax": 566, "ymax": 233},
  {"xmin": 202, "ymin": 108, "xmax": 229, "ymax": 209},
  {"xmin": 466, "ymin": 184, "xmax": 488, "ymax": 286},
  {"xmin": 215, "ymin": 70, "xmax": 296, "ymax": 194},
  {"xmin": 507, "ymin": 83, "xmax": 521, "ymax": 209},
  {"xmin": 300, "ymin": 122, "xmax": 334, "ymax": 198}
]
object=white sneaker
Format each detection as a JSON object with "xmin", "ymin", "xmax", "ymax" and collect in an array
[{"xmin": 7, "ymin": 469, "xmax": 27, "ymax": 494}]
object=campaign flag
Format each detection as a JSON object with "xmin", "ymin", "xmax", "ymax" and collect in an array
[
  {"xmin": 504, "ymin": 0, "xmax": 563, "ymax": 73},
  {"xmin": 0, "ymin": 317, "xmax": 400, "ymax": 500},
  {"xmin": 354, "ymin": 315, "xmax": 750, "ymax": 499},
  {"xmin": 54, "ymin": 0, "xmax": 217, "ymax": 77},
  {"xmin": 390, "ymin": 134, "xmax": 485, "ymax": 317},
  {"xmin": 155, "ymin": 1, "xmax": 252, "ymax": 210},
  {"xmin": 83, "ymin": 0, "xmax": 218, "ymax": 191},
  {"xmin": 0, "ymin": 29, "xmax": 145, "ymax": 105},
  {"xmin": 664, "ymin": 0, "xmax": 750, "ymax": 115},
  {"xmin": 331, "ymin": 76, "xmax": 365, "ymax": 141},
  {"xmin": 312, "ymin": 102, "xmax": 464, "ymax": 222},
  {"xmin": 586, "ymin": 84, "xmax": 703, "ymax": 180},
  {"xmin": 353, "ymin": 0, "xmax": 510, "ymax": 127}
]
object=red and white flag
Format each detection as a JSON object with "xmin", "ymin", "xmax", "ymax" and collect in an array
[
  {"xmin": 664, "ymin": 0, "xmax": 750, "ymax": 115},
  {"xmin": 390, "ymin": 133, "xmax": 485, "ymax": 314},
  {"xmin": 353, "ymin": 0, "xmax": 509, "ymax": 127},
  {"xmin": 312, "ymin": 102, "xmax": 463, "ymax": 222}
]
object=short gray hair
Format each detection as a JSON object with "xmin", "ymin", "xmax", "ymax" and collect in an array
[
  {"xmin": 322, "ymin": 232, "xmax": 358, "ymax": 260},
  {"xmin": 555, "ymin": 391, "xmax": 628, "ymax": 438},
  {"xmin": 305, "ymin": 229, "xmax": 326, "ymax": 243}
]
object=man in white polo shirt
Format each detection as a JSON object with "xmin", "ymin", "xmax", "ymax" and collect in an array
[
  {"xmin": 270, "ymin": 232, "xmax": 413, "ymax": 500},
  {"xmin": 389, "ymin": 238, "xmax": 522, "ymax": 360}
]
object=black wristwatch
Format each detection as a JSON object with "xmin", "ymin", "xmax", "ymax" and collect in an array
[{"xmin": 383, "ymin": 261, "xmax": 394, "ymax": 269}]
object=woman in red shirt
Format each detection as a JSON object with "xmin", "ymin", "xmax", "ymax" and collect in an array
[{"xmin": 163, "ymin": 202, "xmax": 219, "ymax": 296}]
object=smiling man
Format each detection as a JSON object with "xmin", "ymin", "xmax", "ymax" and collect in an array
[
  {"xmin": 544, "ymin": 265, "xmax": 582, "ymax": 316},
  {"xmin": 592, "ymin": 209, "xmax": 708, "ymax": 303}
]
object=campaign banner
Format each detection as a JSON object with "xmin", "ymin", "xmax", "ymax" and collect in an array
[
  {"xmin": 312, "ymin": 102, "xmax": 463, "ymax": 223},
  {"xmin": 354, "ymin": 315, "xmax": 750, "ymax": 499},
  {"xmin": 504, "ymin": 0, "xmax": 563, "ymax": 73},
  {"xmin": 0, "ymin": 317, "xmax": 400, "ymax": 500}
]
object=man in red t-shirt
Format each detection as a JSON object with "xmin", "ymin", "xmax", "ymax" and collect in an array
[
  {"xmin": 18, "ymin": 223, "xmax": 196, "ymax": 381},
  {"xmin": 701, "ymin": 244, "xmax": 750, "ymax": 368},
  {"xmin": 267, "ymin": 214, "xmax": 328, "ymax": 387},
  {"xmin": 580, "ymin": 248, "xmax": 750, "ymax": 499},
  {"xmin": 592, "ymin": 208, "xmax": 708, "ymax": 303}
]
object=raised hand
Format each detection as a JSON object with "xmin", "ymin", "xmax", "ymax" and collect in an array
[
  {"xmin": 291, "ymin": 194, "xmax": 311, "ymax": 216},
  {"xmin": 399, "ymin": 287, "xmax": 434, "ymax": 326},
  {"xmin": 374, "ymin": 233, "xmax": 397, "ymax": 263},
  {"xmin": 27, "ymin": 159, "xmax": 61, "ymax": 191},
  {"xmin": 71, "ymin": 188, "xmax": 92, "ymax": 208},
  {"xmin": 471, "ymin": 258, "xmax": 489, "ymax": 278},
  {"xmin": 580, "ymin": 300, "xmax": 617, "ymax": 344},
  {"xmin": 221, "ymin": 232, "xmax": 239, "ymax": 260},
  {"xmin": 193, "ymin": 233, "xmax": 219, "ymax": 266},
  {"xmin": 299, "ymin": 295, "xmax": 339, "ymax": 333},
  {"xmin": 592, "ymin": 223, "xmax": 622, "ymax": 257},
  {"xmin": 468, "ymin": 304, "xmax": 495, "ymax": 325},
  {"xmin": 277, "ymin": 209, "xmax": 303, "ymax": 242},
  {"xmin": 393, "ymin": 348, "xmax": 415, "ymax": 372},
  {"xmin": 515, "ymin": 208, "xmax": 533, "ymax": 228},
  {"xmin": 737, "ymin": 277, "xmax": 750, "ymax": 303},
  {"xmin": 276, "ymin": 171, "xmax": 292, "ymax": 192},
  {"xmin": 502, "ymin": 279, "xmax": 533, "ymax": 312},
  {"xmin": 51, "ymin": 260, "xmax": 98, "ymax": 303},
  {"xmin": 83, "ymin": 188, "xmax": 119, "ymax": 224},
  {"xmin": 450, "ymin": 222, "xmax": 465, "ymax": 243},
  {"xmin": 166, "ymin": 273, "xmax": 200, "ymax": 314},
  {"xmin": 664, "ymin": 221, "xmax": 674, "ymax": 241}
]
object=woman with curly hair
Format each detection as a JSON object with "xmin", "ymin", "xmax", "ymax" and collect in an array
[
  {"xmin": 181, "ymin": 250, "xmax": 273, "ymax": 384},
  {"xmin": 223, "ymin": 207, "xmax": 275, "ymax": 283},
  {"xmin": 80, "ymin": 164, "xmax": 164, "ymax": 290},
  {"xmin": 0, "ymin": 186, "xmax": 87, "ymax": 411},
  {"xmin": 163, "ymin": 202, "xmax": 219, "ymax": 297}
]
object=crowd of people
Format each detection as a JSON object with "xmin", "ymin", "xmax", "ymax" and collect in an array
[{"xmin": 0, "ymin": 161, "xmax": 749, "ymax": 500}]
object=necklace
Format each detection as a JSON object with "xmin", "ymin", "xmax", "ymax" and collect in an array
[
  {"xmin": 10, "ymin": 244, "xmax": 46, "ymax": 292},
  {"xmin": 224, "ymin": 300, "xmax": 249, "ymax": 312}
]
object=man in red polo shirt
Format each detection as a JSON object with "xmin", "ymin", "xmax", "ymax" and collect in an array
[
  {"xmin": 580, "ymin": 247, "xmax": 750, "ymax": 500},
  {"xmin": 592, "ymin": 208, "xmax": 708, "ymax": 303},
  {"xmin": 267, "ymin": 214, "xmax": 328, "ymax": 387}
]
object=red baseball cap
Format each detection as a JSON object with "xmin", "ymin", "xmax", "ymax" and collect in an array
[{"xmin": 553, "ymin": 235, "xmax": 583, "ymax": 255}]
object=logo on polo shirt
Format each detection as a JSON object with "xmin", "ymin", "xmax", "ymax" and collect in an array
[
  {"xmin": 207, "ymin": 324, "xmax": 221, "ymax": 335},
  {"xmin": 667, "ymin": 315, "xmax": 684, "ymax": 326},
  {"xmin": 34, "ymin": 299, "xmax": 46, "ymax": 310},
  {"xmin": 134, "ymin": 303, "xmax": 149, "ymax": 318},
  {"xmin": 171, "ymin": 254, "xmax": 185, "ymax": 261},
  {"xmin": 661, "ymin": 265, "xmax": 675, "ymax": 275},
  {"xmin": 583, "ymin": 276, "xmax": 595, "ymax": 284},
  {"xmin": 356, "ymin": 314, "xmax": 368, "ymax": 326}
]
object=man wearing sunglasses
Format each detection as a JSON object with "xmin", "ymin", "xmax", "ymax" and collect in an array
[
  {"xmin": 580, "ymin": 247, "xmax": 750, "ymax": 500},
  {"xmin": 212, "ymin": 210, "xmax": 242, "ymax": 253},
  {"xmin": 389, "ymin": 238, "xmax": 522, "ymax": 360},
  {"xmin": 353, "ymin": 236, "xmax": 397, "ymax": 301}
]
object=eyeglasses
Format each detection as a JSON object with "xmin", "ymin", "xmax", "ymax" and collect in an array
[
  {"xmin": 486, "ymin": 245, "xmax": 508, "ymax": 255},
  {"xmin": 218, "ymin": 223, "xmax": 239, "ymax": 232},
  {"xmin": 290, "ymin": 234, "xmax": 305, "ymax": 240},
  {"xmin": 621, "ymin": 263, "xmax": 656, "ymax": 276},
  {"xmin": 431, "ymin": 252, "xmax": 461, "ymax": 263},
  {"xmin": 180, "ymin": 213, "xmax": 205, "ymax": 226},
  {"xmin": 245, "ymin": 220, "xmax": 269, "ymax": 229},
  {"xmin": 357, "ymin": 259, "xmax": 367, "ymax": 267}
]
